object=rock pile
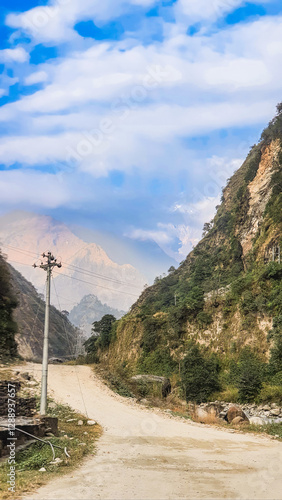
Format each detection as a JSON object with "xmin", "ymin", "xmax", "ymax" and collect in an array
[{"xmin": 191, "ymin": 401, "xmax": 282, "ymax": 425}]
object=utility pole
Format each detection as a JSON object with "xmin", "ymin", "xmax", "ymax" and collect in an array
[{"xmin": 33, "ymin": 252, "xmax": 62, "ymax": 415}]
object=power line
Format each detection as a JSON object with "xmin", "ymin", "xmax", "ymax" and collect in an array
[
  {"xmin": 52, "ymin": 271, "xmax": 140, "ymax": 297},
  {"xmin": 52, "ymin": 276, "xmax": 89, "ymax": 418},
  {"xmin": 61, "ymin": 261, "xmax": 142, "ymax": 289},
  {"xmin": 8, "ymin": 256, "xmax": 139, "ymax": 298},
  {"xmin": 2, "ymin": 243, "xmax": 143, "ymax": 289}
]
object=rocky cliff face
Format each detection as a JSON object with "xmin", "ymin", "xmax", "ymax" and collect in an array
[{"xmin": 104, "ymin": 108, "xmax": 282, "ymax": 376}]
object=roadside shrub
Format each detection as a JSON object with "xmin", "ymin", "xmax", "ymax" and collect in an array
[
  {"xmin": 181, "ymin": 343, "xmax": 220, "ymax": 403},
  {"xmin": 228, "ymin": 348, "xmax": 265, "ymax": 403},
  {"xmin": 211, "ymin": 386, "xmax": 239, "ymax": 403},
  {"xmin": 268, "ymin": 315, "xmax": 282, "ymax": 375},
  {"xmin": 270, "ymin": 371, "xmax": 282, "ymax": 386},
  {"xmin": 258, "ymin": 384, "xmax": 282, "ymax": 405},
  {"xmin": 238, "ymin": 364, "xmax": 263, "ymax": 403},
  {"xmin": 138, "ymin": 347, "xmax": 177, "ymax": 377}
]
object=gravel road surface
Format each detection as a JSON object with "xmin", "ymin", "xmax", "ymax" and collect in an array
[{"xmin": 20, "ymin": 364, "xmax": 282, "ymax": 500}]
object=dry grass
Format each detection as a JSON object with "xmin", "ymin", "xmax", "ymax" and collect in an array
[
  {"xmin": 191, "ymin": 411, "xmax": 221, "ymax": 425},
  {"xmin": 0, "ymin": 405, "xmax": 102, "ymax": 500},
  {"xmin": 0, "ymin": 369, "xmax": 102, "ymax": 500}
]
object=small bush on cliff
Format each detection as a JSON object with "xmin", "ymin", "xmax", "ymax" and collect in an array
[
  {"xmin": 229, "ymin": 348, "xmax": 264, "ymax": 402},
  {"xmin": 181, "ymin": 343, "xmax": 220, "ymax": 403},
  {"xmin": 268, "ymin": 315, "xmax": 282, "ymax": 375}
]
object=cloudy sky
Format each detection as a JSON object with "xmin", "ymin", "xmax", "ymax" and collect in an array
[{"xmin": 0, "ymin": 0, "xmax": 282, "ymax": 263}]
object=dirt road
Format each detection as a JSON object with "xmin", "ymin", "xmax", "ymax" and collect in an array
[{"xmin": 21, "ymin": 364, "xmax": 281, "ymax": 500}]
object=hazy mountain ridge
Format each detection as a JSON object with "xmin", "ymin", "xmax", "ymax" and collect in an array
[
  {"xmin": 69, "ymin": 294, "xmax": 125, "ymax": 337},
  {"xmin": 0, "ymin": 211, "xmax": 146, "ymax": 314}
]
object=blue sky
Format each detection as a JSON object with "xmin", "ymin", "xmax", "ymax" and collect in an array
[{"xmin": 0, "ymin": 0, "xmax": 282, "ymax": 264}]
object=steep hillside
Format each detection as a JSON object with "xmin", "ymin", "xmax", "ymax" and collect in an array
[
  {"xmin": 69, "ymin": 294, "xmax": 125, "ymax": 337},
  {"xmin": 104, "ymin": 105, "xmax": 282, "ymax": 377},
  {"xmin": 0, "ymin": 252, "xmax": 18, "ymax": 359},
  {"xmin": 8, "ymin": 263, "xmax": 80, "ymax": 360}
]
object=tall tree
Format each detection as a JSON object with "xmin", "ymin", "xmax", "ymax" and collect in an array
[{"xmin": 92, "ymin": 314, "xmax": 116, "ymax": 348}]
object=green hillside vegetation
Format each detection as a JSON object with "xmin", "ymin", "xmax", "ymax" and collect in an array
[
  {"xmin": 85, "ymin": 105, "xmax": 282, "ymax": 404},
  {"xmin": 0, "ymin": 252, "xmax": 18, "ymax": 359}
]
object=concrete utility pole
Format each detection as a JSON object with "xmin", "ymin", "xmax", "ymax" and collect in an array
[{"xmin": 33, "ymin": 252, "xmax": 62, "ymax": 415}]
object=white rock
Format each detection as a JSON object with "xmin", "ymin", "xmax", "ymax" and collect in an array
[
  {"xmin": 49, "ymin": 458, "xmax": 63, "ymax": 464},
  {"xmin": 39, "ymin": 467, "xmax": 46, "ymax": 472},
  {"xmin": 270, "ymin": 409, "xmax": 280, "ymax": 416},
  {"xmin": 87, "ymin": 420, "xmax": 97, "ymax": 426},
  {"xmin": 77, "ymin": 420, "xmax": 83, "ymax": 426},
  {"xmin": 249, "ymin": 416, "xmax": 265, "ymax": 426},
  {"xmin": 195, "ymin": 408, "xmax": 208, "ymax": 422}
]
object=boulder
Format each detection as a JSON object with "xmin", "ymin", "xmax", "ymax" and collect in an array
[
  {"xmin": 270, "ymin": 409, "xmax": 280, "ymax": 417},
  {"xmin": 231, "ymin": 416, "xmax": 244, "ymax": 425},
  {"xmin": 131, "ymin": 375, "xmax": 171, "ymax": 398},
  {"xmin": 195, "ymin": 408, "xmax": 208, "ymax": 422},
  {"xmin": 226, "ymin": 406, "xmax": 249, "ymax": 424},
  {"xmin": 249, "ymin": 416, "xmax": 265, "ymax": 426}
]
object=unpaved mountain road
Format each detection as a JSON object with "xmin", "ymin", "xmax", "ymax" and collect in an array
[{"xmin": 19, "ymin": 364, "xmax": 281, "ymax": 500}]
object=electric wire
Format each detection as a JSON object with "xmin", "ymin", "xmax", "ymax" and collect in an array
[
  {"xmin": 52, "ymin": 271, "xmax": 140, "ymax": 297},
  {"xmin": 2, "ymin": 243, "xmax": 143, "ymax": 291},
  {"xmin": 52, "ymin": 276, "xmax": 89, "ymax": 419}
]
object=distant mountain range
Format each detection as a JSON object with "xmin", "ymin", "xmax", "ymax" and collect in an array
[
  {"xmin": 0, "ymin": 211, "xmax": 146, "ymax": 319},
  {"xmin": 69, "ymin": 294, "xmax": 125, "ymax": 337}
]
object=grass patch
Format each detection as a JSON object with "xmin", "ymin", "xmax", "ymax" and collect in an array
[
  {"xmin": 0, "ymin": 400, "xmax": 102, "ymax": 499},
  {"xmin": 237, "ymin": 422, "xmax": 282, "ymax": 440}
]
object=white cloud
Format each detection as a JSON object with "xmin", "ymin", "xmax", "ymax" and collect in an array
[
  {"xmin": 0, "ymin": 170, "xmax": 69, "ymax": 208},
  {"xmin": 24, "ymin": 71, "xmax": 48, "ymax": 86},
  {"xmin": 127, "ymin": 227, "xmax": 173, "ymax": 246},
  {"xmin": 175, "ymin": 0, "xmax": 243, "ymax": 24},
  {"xmin": 1, "ymin": 2, "xmax": 280, "ymax": 264},
  {"xmin": 127, "ymin": 222, "xmax": 202, "ymax": 262},
  {"xmin": 6, "ymin": 0, "xmax": 158, "ymax": 44},
  {"xmin": 0, "ymin": 100, "xmax": 271, "ymax": 172},
  {"xmin": 175, "ymin": 0, "xmax": 272, "ymax": 26},
  {"xmin": 0, "ymin": 47, "xmax": 29, "ymax": 63}
]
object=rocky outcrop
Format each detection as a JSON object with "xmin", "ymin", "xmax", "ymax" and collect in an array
[
  {"xmin": 192, "ymin": 401, "xmax": 282, "ymax": 425},
  {"xmin": 131, "ymin": 375, "xmax": 171, "ymax": 398},
  {"xmin": 238, "ymin": 139, "xmax": 280, "ymax": 257}
]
